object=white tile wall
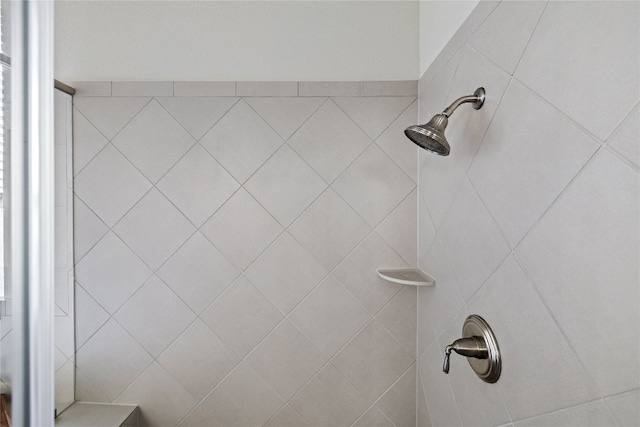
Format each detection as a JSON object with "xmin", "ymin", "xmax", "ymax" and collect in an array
[
  {"xmin": 417, "ymin": 2, "xmax": 639, "ymax": 426},
  {"xmin": 73, "ymin": 83, "xmax": 418, "ymax": 427}
]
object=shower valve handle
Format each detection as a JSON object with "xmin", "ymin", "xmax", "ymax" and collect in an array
[
  {"xmin": 442, "ymin": 315, "xmax": 501, "ymax": 383},
  {"xmin": 443, "ymin": 336, "xmax": 488, "ymax": 374}
]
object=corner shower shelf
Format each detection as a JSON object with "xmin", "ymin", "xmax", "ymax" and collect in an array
[{"xmin": 377, "ymin": 268, "xmax": 435, "ymax": 286}]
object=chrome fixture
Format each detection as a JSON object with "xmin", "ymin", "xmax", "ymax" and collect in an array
[
  {"xmin": 443, "ymin": 314, "xmax": 501, "ymax": 383},
  {"xmin": 405, "ymin": 87, "xmax": 485, "ymax": 156}
]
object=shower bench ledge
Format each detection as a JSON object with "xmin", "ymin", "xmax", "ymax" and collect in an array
[{"xmin": 55, "ymin": 402, "xmax": 138, "ymax": 427}]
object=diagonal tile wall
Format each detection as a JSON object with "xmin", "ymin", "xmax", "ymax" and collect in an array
[
  {"xmin": 72, "ymin": 81, "xmax": 420, "ymax": 427},
  {"xmin": 416, "ymin": 1, "xmax": 639, "ymax": 426}
]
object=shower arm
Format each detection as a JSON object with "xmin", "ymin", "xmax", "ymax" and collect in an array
[{"xmin": 442, "ymin": 88, "xmax": 486, "ymax": 118}]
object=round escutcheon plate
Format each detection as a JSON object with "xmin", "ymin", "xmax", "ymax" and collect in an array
[{"xmin": 462, "ymin": 315, "xmax": 501, "ymax": 383}]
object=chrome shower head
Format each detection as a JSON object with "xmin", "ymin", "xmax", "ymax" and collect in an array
[{"xmin": 405, "ymin": 87, "xmax": 485, "ymax": 156}]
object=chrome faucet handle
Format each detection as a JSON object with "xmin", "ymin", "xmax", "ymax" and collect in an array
[
  {"xmin": 441, "ymin": 315, "xmax": 502, "ymax": 383},
  {"xmin": 442, "ymin": 337, "xmax": 488, "ymax": 373}
]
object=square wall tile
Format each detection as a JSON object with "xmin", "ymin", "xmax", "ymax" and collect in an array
[
  {"xmin": 113, "ymin": 100, "xmax": 195, "ymax": 183},
  {"xmin": 200, "ymin": 100, "xmax": 284, "ymax": 183},
  {"xmin": 247, "ymin": 320, "xmax": 326, "ymax": 401},
  {"xmin": 469, "ymin": 81, "xmax": 598, "ymax": 248},
  {"xmin": 333, "ymin": 320, "xmax": 414, "ymax": 402},
  {"xmin": 333, "ymin": 144, "xmax": 415, "ymax": 228},
  {"xmin": 201, "ymin": 188, "xmax": 283, "ymax": 271},
  {"xmin": 245, "ymin": 145, "xmax": 327, "ymax": 227},
  {"xmin": 289, "ymin": 100, "xmax": 370, "ymax": 183},
  {"xmin": 76, "ymin": 319, "xmax": 153, "ymax": 401},
  {"xmin": 289, "ymin": 275, "xmax": 371, "ymax": 359},
  {"xmin": 289, "ymin": 363, "xmax": 370, "ymax": 427},
  {"xmin": 288, "ymin": 189, "xmax": 371, "ymax": 271},
  {"xmin": 75, "ymin": 232, "xmax": 152, "ymax": 314},
  {"xmin": 333, "ymin": 233, "xmax": 406, "ymax": 315},
  {"xmin": 158, "ymin": 319, "xmax": 239, "ymax": 400},
  {"xmin": 114, "ymin": 189, "xmax": 196, "ymax": 271},
  {"xmin": 202, "ymin": 276, "xmax": 283, "ymax": 358},
  {"xmin": 515, "ymin": 1, "xmax": 639, "ymax": 141},
  {"xmin": 516, "ymin": 149, "xmax": 639, "ymax": 396},
  {"xmin": 74, "ymin": 144, "xmax": 151, "ymax": 228},
  {"xmin": 157, "ymin": 232, "xmax": 239, "ymax": 314},
  {"xmin": 114, "ymin": 275, "xmax": 196, "ymax": 357},
  {"xmin": 157, "ymin": 144, "xmax": 239, "ymax": 227},
  {"xmin": 245, "ymin": 233, "xmax": 328, "ymax": 314},
  {"xmin": 199, "ymin": 363, "xmax": 283, "ymax": 427}
]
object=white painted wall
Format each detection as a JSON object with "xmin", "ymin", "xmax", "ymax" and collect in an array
[
  {"xmin": 419, "ymin": 0, "xmax": 478, "ymax": 74},
  {"xmin": 54, "ymin": 1, "xmax": 419, "ymax": 82}
]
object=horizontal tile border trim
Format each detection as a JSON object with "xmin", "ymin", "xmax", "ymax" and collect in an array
[{"xmin": 67, "ymin": 80, "xmax": 418, "ymax": 97}]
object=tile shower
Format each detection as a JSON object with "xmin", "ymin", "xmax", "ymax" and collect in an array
[
  {"xmin": 56, "ymin": 1, "xmax": 639, "ymax": 426},
  {"xmin": 72, "ymin": 81, "xmax": 420, "ymax": 426}
]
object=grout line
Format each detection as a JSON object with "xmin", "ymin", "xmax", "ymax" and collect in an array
[{"xmin": 511, "ymin": 0, "xmax": 550, "ymax": 77}]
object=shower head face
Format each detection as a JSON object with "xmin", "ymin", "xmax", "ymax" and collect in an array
[{"xmin": 404, "ymin": 114, "xmax": 450, "ymax": 156}]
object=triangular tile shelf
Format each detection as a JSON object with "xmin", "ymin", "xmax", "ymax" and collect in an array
[{"xmin": 377, "ymin": 268, "xmax": 435, "ymax": 286}]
